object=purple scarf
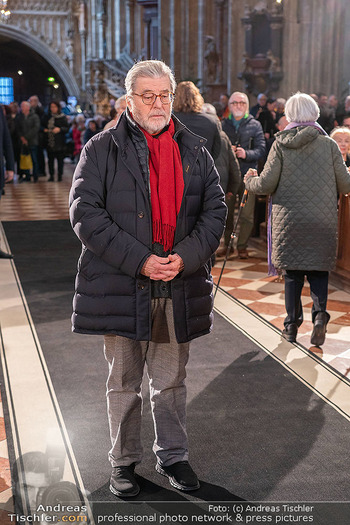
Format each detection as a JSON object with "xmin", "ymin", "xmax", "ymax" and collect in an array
[
  {"xmin": 267, "ymin": 121, "xmax": 327, "ymax": 276},
  {"xmin": 284, "ymin": 121, "xmax": 328, "ymax": 136}
]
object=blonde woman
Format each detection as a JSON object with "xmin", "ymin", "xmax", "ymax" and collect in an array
[{"xmin": 330, "ymin": 126, "xmax": 350, "ymax": 168}]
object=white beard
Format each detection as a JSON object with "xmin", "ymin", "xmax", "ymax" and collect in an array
[{"xmin": 132, "ymin": 106, "xmax": 171, "ymax": 134}]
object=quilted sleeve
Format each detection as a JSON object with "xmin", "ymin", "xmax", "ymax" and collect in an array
[
  {"xmin": 245, "ymin": 140, "xmax": 282, "ymax": 195},
  {"xmin": 331, "ymin": 140, "xmax": 350, "ymax": 195}
]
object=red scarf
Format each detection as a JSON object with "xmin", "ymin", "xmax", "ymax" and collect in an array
[{"xmin": 141, "ymin": 118, "xmax": 184, "ymax": 251}]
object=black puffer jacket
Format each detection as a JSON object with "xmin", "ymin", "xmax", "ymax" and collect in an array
[
  {"xmin": 69, "ymin": 112, "xmax": 226, "ymax": 343},
  {"xmin": 173, "ymin": 112, "xmax": 222, "ymax": 160},
  {"xmin": 222, "ymin": 114, "xmax": 266, "ymax": 176}
]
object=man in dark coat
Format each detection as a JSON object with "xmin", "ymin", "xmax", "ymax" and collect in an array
[
  {"xmin": 0, "ymin": 104, "xmax": 14, "ymax": 259},
  {"xmin": 15, "ymin": 101, "xmax": 40, "ymax": 182},
  {"xmin": 69, "ymin": 60, "xmax": 226, "ymax": 497},
  {"xmin": 221, "ymin": 91, "xmax": 265, "ymax": 258}
]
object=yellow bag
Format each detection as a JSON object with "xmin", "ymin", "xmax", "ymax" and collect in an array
[{"xmin": 20, "ymin": 154, "xmax": 33, "ymax": 171}]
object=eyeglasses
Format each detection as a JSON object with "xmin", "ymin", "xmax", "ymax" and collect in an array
[
  {"xmin": 133, "ymin": 92, "xmax": 174, "ymax": 105},
  {"xmin": 230, "ymin": 101, "xmax": 247, "ymax": 107}
]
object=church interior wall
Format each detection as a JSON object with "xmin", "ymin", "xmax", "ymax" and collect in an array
[{"xmin": 3, "ymin": 0, "xmax": 350, "ymax": 109}]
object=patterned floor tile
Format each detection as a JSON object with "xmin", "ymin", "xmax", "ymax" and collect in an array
[
  {"xmin": 0, "ymin": 458, "xmax": 11, "ymax": 492},
  {"xmin": 214, "ymin": 278, "xmax": 253, "ymax": 288},
  {"xmin": 246, "ymin": 301, "xmax": 286, "ymax": 316},
  {"xmin": 0, "ymin": 419, "xmax": 6, "ymax": 442},
  {"xmin": 223, "ymin": 269, "xmax": 267, "ymax": 280},
  {"xmin": 228, "ymin": 289, "xmax": 271, "ymax": 301},
  {"xmin": 327, "ymin": 290, "xmax": 350, "ymax": 302},
  {"xmin": 238, "ymin": 281, "xmax": 285, "ymax": 293},
  {"xmin": 327, "ymin": 313, "xmax": 350, "ymax": 325}
]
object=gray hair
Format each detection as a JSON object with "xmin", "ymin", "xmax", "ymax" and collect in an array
[
  {"xmin": 229, "ymin": 91, "xmax": 249, "ymax": 107},
  {"xmin": 115, "ymin": 95, "xmax": 126, "ymax": 109},
  {"xmin": 285, "ymin": 92, "xmax": 320, "ymax": 123},
  {"xmin": 125, "ymin": 60, "xmax": 176, "ymax": 95}
]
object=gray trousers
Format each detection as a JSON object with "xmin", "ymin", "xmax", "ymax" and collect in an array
[{"xmin": 104, "ymin": 298, "xmax": 190, "ymax": 468}]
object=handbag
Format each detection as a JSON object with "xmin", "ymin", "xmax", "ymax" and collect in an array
[{"xmin": 20, "ymin": 144, "xmax": 33, "ymax": 171}]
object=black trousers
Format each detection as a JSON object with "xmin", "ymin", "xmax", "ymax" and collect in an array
[
  {"xmin": 47, "ymin": 151, "xmax": 64, "ymax": 178},
  {"xmin": 284, "ymin": 270, "xmax": 330, "ymax": 327}
]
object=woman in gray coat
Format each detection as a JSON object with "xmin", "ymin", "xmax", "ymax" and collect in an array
[{"xmin": 244, "ymin": 92, "xmax": 350, "ymax": 346}]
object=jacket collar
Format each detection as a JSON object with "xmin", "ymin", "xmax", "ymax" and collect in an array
[{"xmin": 109, "ymin": 109, "xmax": 206, "ymax": 151}]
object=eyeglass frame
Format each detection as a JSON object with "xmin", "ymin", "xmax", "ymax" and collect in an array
[
  {"xmin": 230, "ymin": 101, "xmax": 247, "ymax": 107},
  {"xmin": 132, "ymin": 92, "xmax": 175, "ymax": 105}
]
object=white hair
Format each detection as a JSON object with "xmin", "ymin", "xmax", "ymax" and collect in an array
[
  {"xmin": 125, "ymin": 60, "xmax": 176, "ymax": 95},
  {"xmin": 285, "ymin": 92, "xmax": 320, "ymax": 123},
  {"xmin": 115, "ymin": 95, "xmax": 126, "ymax": 109},
  {"xmin": 229, "ymin": 91, "xmax": 249, "ymax": 107}
]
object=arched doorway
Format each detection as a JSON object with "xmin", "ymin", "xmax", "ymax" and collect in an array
[{"xmin": 0, "ymin": 25, "xmax": 80, "ymax": 106}]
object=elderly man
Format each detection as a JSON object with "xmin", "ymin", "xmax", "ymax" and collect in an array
[
  {"xmin": 15, "ymin": 101, "xmax": 40, "ymax": 182},
  {"xmin": 250, "ymin": 92, "xmax": 267, "ymax": 118},
  {"xmin": 220, "ymin": 91, "xmax": 265, "ymax": 258},
  {"xmin": 69, "ymin": 60, "xmax": 226, "ymax": 497}
]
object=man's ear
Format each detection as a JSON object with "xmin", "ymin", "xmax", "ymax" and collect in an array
[{"xmin": 126, "ymin": 96, "xmax": 133, "ymax": 112}]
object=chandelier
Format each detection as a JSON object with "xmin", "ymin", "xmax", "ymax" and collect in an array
[{"xmin": 0, "ymin": 0, "xmax": 11, "ymax": 22}]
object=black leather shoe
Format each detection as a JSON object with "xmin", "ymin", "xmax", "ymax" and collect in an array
[
  {"xmin": 109, "ymin": 464, "xmax": 140, "ymax": 497},
  {"xmin": 282, "ymin": 323, "xmax": 298, "ymax": 343},
  {"xmin": 310, "ymin": 312, "xmax": 328, "ymax": 347},
  {"xmin": 0, "ymin": 249, "xmax": 13, "ymax": 259},
  {"xmin": 156, "ymin": 461, "xmax": 200, "ymax": 491}
]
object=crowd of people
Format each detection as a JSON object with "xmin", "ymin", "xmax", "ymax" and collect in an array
[
  {"xmin": 2, "ymin": 88, "xmax": 350, "ymax": 191},
  {"xmin": 2, "ymin": 94, "xmax": 127, "ymax": 183}
]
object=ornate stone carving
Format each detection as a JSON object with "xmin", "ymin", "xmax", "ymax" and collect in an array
[
  {"xmin": 239, "ymin": 2, "xmax": 284, "ymax": 94},
  {"xmin": 266, "ymin": 50, "xmax": 281, "ymax": 73},
  {"xmin": 64, "ymin": 37, "xmax": 74, "ymax": 70},
  {"xmin": 10, "ymin": 0, "xmax": 70, "ymax": 11},
  {"xmin": 253, "ymin": 1, "xmax": 268, "ymax": 14}
]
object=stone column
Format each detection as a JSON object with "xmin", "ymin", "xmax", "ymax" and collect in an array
[
  {"xmin": 270, "ymin": 5, "xmax": 283, "ymax": 62},
  {"xmin": 197, "ymin": 0, "xmax": 204, "ymax": 83},
  {"xmin": 215, "ymin": 0, "xmax": 226, "ymax": 84},
  {"xmin": 181, "ymin": 0, "xmax": 189, "ymax": 79},
  {"xmin": 169, "ymin": 0, "xmax": 175, "ymax": 69},
  {"xmin": 227, "ymin": 0, "xmax": 233, "ymax": 94},
  {"xmin": 96, "ymin": 0, "xmax": 104, "ymax": 59},
  {"xmin": 91, "ymin": 0, "xmax": 96, "ymax": 58},
  {"xmin": 79, "ymin": 1, "xmax": 86, "ymax": 91},
  {"xmin": 114, "ymin": 0, "xmax": 121, "ymax": 57},
  {"xmin": 125, "ymin": 0, "xmax": 135, "ymax": 55}
]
